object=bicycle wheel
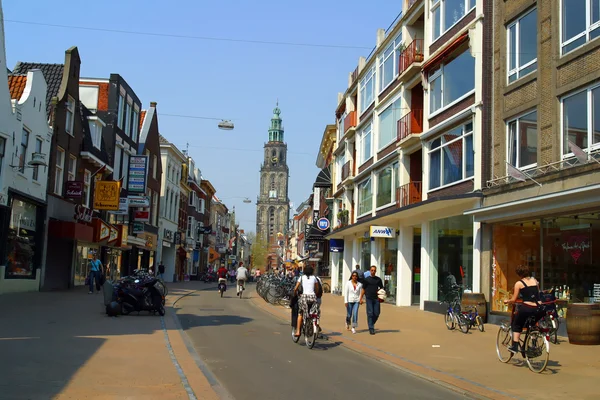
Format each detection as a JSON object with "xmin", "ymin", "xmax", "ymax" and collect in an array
[
  {"xmin": 496, "ymin": 325, "xmax": 513, "ymax": 363},
  {"xmin": 291, "ymin": 326, "xmax": 300, "ymax": 343},
  {"xmin": 305, "ymin": 321, "xmax": 317, "ymax": 349},
  {"xmin": 525, "ymin": 331, "xmax": 550, "ymax": 373},
  {"xmin": 476, "ymin": 315, "xmax": 485, "ymax": 332},
  {"xmin": 457, "ymin": 313, "xmax": 470, "ymax": 333},
  {"xmin": 445, "ymin": 311, "xmax": 455, "ymax": 330}
]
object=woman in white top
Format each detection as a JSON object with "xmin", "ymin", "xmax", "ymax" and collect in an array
[
  {"xmin": 293, "ymin": 265, "xmax": 320, "ymax": 337},
  {"xmin": 344, "ymin": 271, "xmax": 362, "ymax": 334}
]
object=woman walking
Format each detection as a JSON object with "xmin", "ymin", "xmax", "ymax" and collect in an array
[{"xmin": 344, "ymin": 271, "xmax": 362, "ymax": 334}]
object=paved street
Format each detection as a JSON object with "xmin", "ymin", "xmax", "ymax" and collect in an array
[{"xmin": 176, "ymin": 283, "xmax": 466, "ymax": 400}]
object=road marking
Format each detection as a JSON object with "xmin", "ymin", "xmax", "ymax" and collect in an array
[{"xmin": 160, "ymin": 316, "xmax": 197, "ymax": 400}]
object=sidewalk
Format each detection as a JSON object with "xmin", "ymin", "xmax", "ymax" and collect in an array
[
  {"xmin": 0, "ymin": 283, "xmax": 220, "ymax": 400},
  {"xmin": 251, "ymin": 293, "xmax": 600, "ymax": 400}
]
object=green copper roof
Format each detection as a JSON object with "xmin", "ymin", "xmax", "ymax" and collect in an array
[{"xmin": 268, "ymin": 101, "xmax": 284, "ymax": 142}]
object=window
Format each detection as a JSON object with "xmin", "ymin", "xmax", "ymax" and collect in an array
[
  {"xmin": 65, "ymin": 96, "xmax": 75, "ymax": 135},
  {"xmin": 68, "ymin": 154, "xmax": 77, "ymax": 181},
  {"xmin": 338, "ymin": 113, "xmax": 346, "ymax": 140},
  {"xmin": 32, "ymin": 138, "xmax": 42, "ymax": 181},
  {"xmin": 152, "ymin": 191, "xmax": 158, "ymax": 226},
  {"xmin": 428, "ymin": 121, "xmax": 474, "ymax": 190},
  {"xmin": 376, "ymin": 165, "xmax": 394, "ymax": 208},
  {"xmin": 122, "ymin": 152, "xmax": 130, "ymax": 189},
  {"xmin": 378, "ymin": 98, "xmax": 402, "ymax": 149},
  {"xmin": 114, "ymin": 146, "xmax": 122, "ymax": 180},
  {"xmin": 89, "ymin": 119, "xmax": 102, "ymax": 149},
  {"xmin": 83, "ymin": 170, "xmax": 91, "ymax": 207},
  {"xmin": 117, "ymin": 93, "xmax": 125, "ymax": 129},
  {"xmin": 429, "ymin": 48, "xmax": 475, "ymax": 114},
  {"xmin": 187, "ymin": 216, "xmax": 194, "ymax": 238},
  {"xmin": 125, "ymin": 101, "xmax": 132, "ymax": 136},
  {"xmin": 562, "ymin": 84, "xmax": 600, "ymax": 156},
  {"xmin": 378, "ymin": 34, "xmax": 403, "ymax": 92},
  {"xmin": 507, "ymin": 111, "xmax": 538, "ymax": 169},
  {"xmin": 0, "ymin": 137, "xmax": 5, "ymax": 178},
  {"xmin": 189, "ymin": 191, "xmax": 195, "ymax": 206},
  {"xmin": 19, "ymin": 128, "xmax": 30, "ymax": 173},
  {"xmin": 336, "ymin": 153, "xmax": 345, "ymax": 184},
  {"xmin": 152, "ymin": 155, "xmax": 157, "ymax": 179},
  {"xmin": 200, "ymin": 198, "xmax": 205, "ymax": 214},
  {"xmin": 358, "ymin": 122, "xmax": 373, "ymax": 165},
  {"xmin": 133, "ymin": 109, "xmax": 139, "ymax": 141},
  {"xmin": 54, "ymin": 147, "xmax": 65, "ymax": 195},
  {"xmin": 431, "ymin": 0, "xmax": 476, "ymax": 41},
  {"xmin": 358, "ymin": 178, "xmax": 373, "ymax": 216},
  {"xmin": 508, "ymin": 8, "xmax": 538, "ymax": 83},
  {"xmin": 561, "ymin": 0, "xmax": 600, "ymax": 55},
  {"xmin": 360, "ymin": 66, "xmax": 375, "ymax": 112}
]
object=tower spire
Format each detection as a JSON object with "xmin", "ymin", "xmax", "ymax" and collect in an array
[{"xmin": 268, "ymin": 102, "xmax": 284, "ymax": 142}]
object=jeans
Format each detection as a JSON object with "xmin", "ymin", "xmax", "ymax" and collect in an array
[
  {"xmin": 365, "ymin": 298, "xmax": 380, "ymax": 330},
  {"xmin": 157, "ymin": 272, "xmax": 164, "ymax": 280},
  {"xmin": 346, "ymin": 302, "xmax": 359, "ymax": 328},
  {"xmin": 89, "ymin": 270, "xmax": 99, "ymax": 292}
]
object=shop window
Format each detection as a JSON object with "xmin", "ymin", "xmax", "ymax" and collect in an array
[
  {"xmin": 561, "ymin": 0, "xmax": 600, "ymax": 55},
  {"xmin": 428, "ymin": 121, "xmax": 474, "ymax": 190},
  {"xmin": 562, "ymin": 84, "xmax": 600, "ymax": 157},
  {"xmin": 429, "ymin": 48, "xmax": 475, "ymax": 115},
  {"xmin": 507, "ymin": 110, "xmax": 538, "ymax": 169},
  {"xmin": 357, "ymin": 177, "xmax": 372, "ymax": 216},
  {"xmin": 507, "ymin": 8, "xmax": 538, "ymax": 83},
  {"xmin": 5, "ymin": 199, "xmax": 38, "ymax": 278},
  {"xmin": 429, "ymin": 214, "xmax": 473, "ymax": 302},
  {"xmin": 382, "ymin": 237, "xmax": 398, "ymax": 303}
]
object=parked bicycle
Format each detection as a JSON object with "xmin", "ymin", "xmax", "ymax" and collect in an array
[
  {"xmin": 442, "ymin": 285, "xmax": 470, "ymax": 333},
  {"xmin": 461, "ymin": 304, "xmax": 485, "ymax": 333}
]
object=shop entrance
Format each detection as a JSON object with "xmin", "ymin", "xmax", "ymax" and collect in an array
[
  {"xmin": 412, "ymin": 228, "xmax": 421, "ymax": 305},
  {"xmin": 74, "ymin": 245, "xmax": 99, "ymax": 286}
]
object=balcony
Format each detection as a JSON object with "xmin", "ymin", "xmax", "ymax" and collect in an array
[
  {"xmin": 397, "ymin": 109, "xmax": 423, "ymax": 145},
  {"xmin": 341, "ymin": 160, "xmax": 353, "ymax": 181},
  {"xmin": 399, "ymin": 39, "xmax": 424, "ymax": 76},
  {"xmin": 396, "ymin": 181, "xmax": 422, "ymax": 208},
  {"xmin": 343, "ymin": 111, "xmax": 357, "ymax": 135}
]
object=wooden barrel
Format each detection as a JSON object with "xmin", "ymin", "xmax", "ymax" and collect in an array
[
  {"xmin": 566, "ymin": 303, "xmax": 600, "ymax": 345},
  {"xmin": 461, "ymin": 293, "xmax": 488, "ymax": 323}
]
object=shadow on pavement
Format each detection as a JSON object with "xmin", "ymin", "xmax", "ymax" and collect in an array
[{"xmin": 177, "ymin": 313, "xmax": 253, "ymax": 329}]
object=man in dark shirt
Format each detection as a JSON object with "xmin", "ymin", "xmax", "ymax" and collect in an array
[{"xmin": 359, "ymin": 265, "xmax": 384, "ymax": 335}]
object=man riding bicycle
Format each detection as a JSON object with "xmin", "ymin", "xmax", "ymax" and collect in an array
[{"xmin": 236, "ymin": 262, "xmax": 249, "ymax": 296}]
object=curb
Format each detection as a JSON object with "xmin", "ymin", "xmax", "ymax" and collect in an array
[{"xmin": 248, "ymin": 294, "xmax": 520, "ymax": 400}]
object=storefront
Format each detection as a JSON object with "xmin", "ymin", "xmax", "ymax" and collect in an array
[{"xmin": 329, "ymin": 239, "xmax": 344, "ymax": 294}]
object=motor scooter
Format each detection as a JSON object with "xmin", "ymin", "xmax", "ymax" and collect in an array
[
  {"xmin": 218, "ymin": 278, "xmax": 227, "ymax": 297},
  {"xmin": 117, "ymin": 278, "xmax": 165, "ymax": 316}
]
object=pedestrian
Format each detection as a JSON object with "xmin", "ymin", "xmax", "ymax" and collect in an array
[
  {"xmin": 363, "ymin": 265, "xmax": 372, "ymax": 279},
  {"xmin": 88, "ymin": 253, "xmax": 103, "ymax": 294},
  {"xmin": 353, "ymin": 264, "xmax": 365, "ymax": 283},
  {"xmin": 359, "ymin": 265, "xmax": 384, "ymax": 335},
  {"xmin": 344, "ymin": 271, "xmax": 362, "ymax": 334},
  {"xmin": 158, "ymin": 261, "xmax": 165, "ymax": 280}
]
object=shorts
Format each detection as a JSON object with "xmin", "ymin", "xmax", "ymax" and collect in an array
[{"xmin": 512, "ymin": 304, "xmax": 544, "ymax": 333}]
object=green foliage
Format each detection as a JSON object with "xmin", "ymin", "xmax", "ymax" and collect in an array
[{"xmin": 249, "ymin": 232, "xmax": 269, "ymax": 269}]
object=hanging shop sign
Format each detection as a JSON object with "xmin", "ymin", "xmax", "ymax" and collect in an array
[
  {"xmin": 116, "ymin": 224, "xmax": 128, "ymax": 247},
  {"xmin": 94, "ymin": 218, "xmax": 110, "ymax": 242},
  {"xmin": 369, "ymin": 225, "xmax": 396, "ymax": 238},
  {"xmin": 65, "ymin": 181, "xmax": 83, "ymax": 199},
  {"xmin": 133, "ymin": 210, "xmax": 150, "ymax": 222},
  {"xmin": 74, "ymin": 204, "xmax": 93, "ymax": 224},
  {"xmin": 111, "ymin": 197, "xmax": 129, "ymax": 215},
  {"xmin": 164, "ymin": 229, "xmax": 174, "ymax": 241},
  {"xmin": 128, "ymin": 195, "xmax": 150, "ymax": 208},
  {"xmin": 329, "ymin": 239, "xmax": 344, "ymax": 253},
  {"xmin": 108, "ymin": 225, "xmax": 119, "ymax": 243},
  {"xmin": 317, "ymin": 218, "xmax": 330, "ymax": 231},
  {"xmin": 93, "ymin": 181, "xmax": 121, "ymax": 210},
  {"xmin": 127, "ymin": 155, "xmax": 149, "ymax": 194},
  {"xmin": 133, "ymin": 222, "xmax": 145, "ymax": 234}
]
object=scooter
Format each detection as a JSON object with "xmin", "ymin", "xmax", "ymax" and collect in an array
[
  {"xmin": 117, "ymin": 278, "xmax": 165, "ymax": 316},
  {"xmin": 218, "ymin": 278, "xmax": 227, "ymax": 298}
]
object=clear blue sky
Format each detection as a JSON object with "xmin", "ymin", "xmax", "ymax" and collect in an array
[{"xmin": 3, "ymin": 0, "xmax": 401, "ymax": 232}]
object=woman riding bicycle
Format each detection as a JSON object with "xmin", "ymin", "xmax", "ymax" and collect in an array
[
  {"xmin": 293, "ymin": 265, "xmax": 320, "ymax": 338},
  {"xmin": 504, "ymin": 265, "xmax": 544, "ymax": 354}
]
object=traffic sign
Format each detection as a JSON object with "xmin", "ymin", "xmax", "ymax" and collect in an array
[{"xmin": 317, "ymin": 218, "xmax": 330, "ymax": 231}]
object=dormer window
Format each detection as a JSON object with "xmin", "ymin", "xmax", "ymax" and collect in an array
[{"xmin": 87, "ymin": 116, "xmax": 106, "ymax": 150}]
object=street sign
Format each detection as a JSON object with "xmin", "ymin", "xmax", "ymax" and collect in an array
[{"xmin": 317, "ymin": 218, "xmax": 330, "ymax": 231}]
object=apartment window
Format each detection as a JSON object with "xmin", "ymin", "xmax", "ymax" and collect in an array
[
  {"xmin": 359, "ymin": 66, "xmax": 375, "ymax": 112},
  {"xmin": 561, "ymin": 0, "xmax": 600, "ymax": 55},
  {"xmin": 429, "ymin": 48, "xmax": 475, "ymax": 114},
  {"xmin": 68, "ymin": 154, "xmax": 77, "ymax": 181},
  {"xmin": 122, "ymin": 152, "xmax": 130, "ymax": 189},
  {"xmin": 200, "ymin": 198, "xmax": 205, "ymax": 214},
  {"xmin": 125, "ymin": 101, "xmax": 132, "ymax": 136},
  {"xmin": 32, "ymin": 138, "xmax": 42, "ymax": 181},
  {"xmin": 189, "ymin": 191, "xmax": 195, "ymax": 206},
  {"xmin": 336, "ymin": 154, "xmax": 345, "ymax": 184},
  {"xmin": 431, "ymin": 0, "xmax": 476, "ymax": 41},
  {"xmin": 507, "ymin": 111, "xmax": 538, "ymax": 169},
  {"xmin": 376, "ymin": 165, "xmax": 394, "ymax": 208},
  {"xmin": 428, "ymin": 121, "xmax": 474, "ymax": 190},
  {"xmin": 83, "ymin": 169, "xmax": 91, "ymax": 207},
  {"xmin": 132, "ymin": 109, "xmax": 139, "ymax": 141},
  {"xmin": 65, "ymin": 96, "xmax": 75, "ymax": 135},
  {"xmin": 114, "ymin": 146, "xmax": 122, "ymax": 180},
  {"xmin": 152, "ymin": 191, "xmax": 159, "ymax": 226},
  {"xmin": 117, "ymin": 93, "xmax": 125, "ymax": 129},
  {"xmin": 357, "ymin": 177, "xmax": 373, "ymax": 216},
  {"xmin": 54, "ymin": 147, "xmax": 65, "ymax": 195},
  {"xmin": 378, "ymin": 98, "xmax": 402, "ymax": 149},
  {"xmin": 338, "ymin": 113, "xmax": 346, "ymax": 140},
  {"xmin": 379, "ymin": 34, "xmax": 403, "ymax": 92},
  {"xmin": 508, "ymin": 8, "xmax": 538, "ymax": 83},
  {"xmin": 562, "ymin": 84, "xmax": 600, "ymax": 156},
  {"xmin": 187, "ymin": 216, "xmax": 193, "ymax": 238},
  {"xmin": 19, "ymin": 128, "xmax": 30, "ymax": 173},
  {"xmin": 0, "ymin": 137, "xmax": 5, "ymax": 178},
  {"xmin": 152, "ymin": 155, "xmax": 157, "ymax": 179},
  {"xmin": 358, "ymin": 122, "xmax": 373, "ymax": 165},
  {"xmin": 89, "ymin": 119, "xmax": 102, "ymax": 149}
]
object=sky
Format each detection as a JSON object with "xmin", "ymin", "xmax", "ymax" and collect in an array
[{"xmin": 2, "ymin": 0, "xmax": 402, "ymax": 233}]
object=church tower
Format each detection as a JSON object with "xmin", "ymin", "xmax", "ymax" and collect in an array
[{"xmin": 256, "ymin": 104, "xmax": 290, "ymax": 247}]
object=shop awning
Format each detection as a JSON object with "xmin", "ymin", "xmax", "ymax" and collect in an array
[
  {"xmin": 464, "ymin": 183, "xmax": 600, "ymax": 223},
  {"xmin": 48, "ymin": 220, "xmax": 94, "ymax": 243},
  {"xmin": 313, "ymin": 166, "xmax": 332, "ymax": 188}
]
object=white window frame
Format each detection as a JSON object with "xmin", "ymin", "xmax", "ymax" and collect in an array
[
  {"xmin": 68, "ymin": 154, "xmax": 77, "ymax": 181},
  {"xmin": 560, "ymin": 82, "xmax": 600, "ymax": 158},
  {"xmin": 32, "ymin": 138, "xmax": 42, "ymax": 181},
  {"xmin": 375, "ymin": 162, "xmax": 399, "ymax": 210},
  {"xmin": 117, "ymin": 93, "xmax": 125, "ymax": 130},
  {"xmin": 378, "ymin": 97, "xmax": 402, "ymax": 150},
  {"xmin": 357, "ymin": 177, "xmax": 373, "ymax": 217},
  {"xmin": 55, "ymin": 147, "xmax": 65, "ymax": 195},
  {"xmin": 428, "ymin": 49, "xmax": 476, "ymax": 117},
  {"xmin": 19, "ymin": 127, "xmax": 30, "ymax": 173},
  {"xmin": 133, "ymin": 109, "xmax": 139, "ymax": 141},
  {"xmin": 88, "ymin": 118, "xmax": 103, "ymax": 149},
  {"xmin": 359, "ymin": 66, "xmax": 375, "ymax": 113},
  {"xmin": 358, "ymin": 122, "xmax": 373, "ymax": 166},
  {"xmin": 507, "ymin": 8, "xmax": 538, "ymax": 83},
  {"xmin": 560, "ymin": 0, "xmax": 600, "ymax": 55},
  {"xmin": 506, "ymin": 110, "xmax": 538, "ymax": 171},
  {"xmin": 189, "ymin": 191, "xmax": 195, "ymax": 206},
  {"xmin": 65, "ymin": 96, "xmax": 75, "ymax": 135},
  {"xmin": 187, "ymin": 216, "xmax": 194, "ymax": 239},
  {"xmin": 431, "ymin": 0, "xmax": 476, "ymax": 42},
  {"xmin": 83, "ymin": 169, "xmax": 91, "ymax": 207},
  {"xmin": 378, "ymin": 33, "xmax": 403, "ymax": 93},
  {"xmin": 200, "ymin": 198, "xmax": 205, "ymax": 214},
  {"xmin": 125, "ymin": 101, "xmax": 132, "ymax": 136},
  {"xmin": 427, "ymin": 120, "xmax": 475, "ymax": 192}
]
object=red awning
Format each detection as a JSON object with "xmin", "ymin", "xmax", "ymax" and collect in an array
[
  {"xmin": 48, "ymin": 220, "xmax": 94, "ymax": 242},
  {"xmin": 422, "ymin": 32, "xmax": 469, "ymax": 73}
]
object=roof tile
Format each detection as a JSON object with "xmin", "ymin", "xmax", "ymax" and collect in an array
[
  {"xmin": 8, "ymin": 74, "xmax": 27, "ymax": 100},
  {"xmin": 12, "ymin": 62, "xmax": 64, "ymax": 115}
]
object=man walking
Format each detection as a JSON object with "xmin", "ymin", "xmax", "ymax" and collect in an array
[
  {"xmin": 353, "ymin": 264, "xmax": 365, "ymax": 283},
  {"xmin": 157, "ymin": 261, "xmax": 165, "ymax": 280},
  {"xmin": 359, "ymin": 265, "xmax": 384, "ymax": 335},
  {"xmin": 88, "ymin": 254, "xmax": 103, "ymax": 294}
]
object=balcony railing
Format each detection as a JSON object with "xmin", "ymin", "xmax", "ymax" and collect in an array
[
  {"xmin": 397, "ymin": 109, "xmax": 423, "ymax": 141},
  {"xmin": 343, "ymin": 111, "xmax": 357, "ymax": 134},
  {"xmin": 396, "ymin": 181, "xmax": 422, "ymax": 208},
  {"xmin": 341, "ymin": 160, "xmax": 353, "ymax": 181},
  {"xmin": 399, "ymin": 39, "xmax": 424, "ymax": 75}
]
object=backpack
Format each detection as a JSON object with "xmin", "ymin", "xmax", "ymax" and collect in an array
[{"xmin": 315, "ymin": 278, "xmax": 323, "ymax": 298}]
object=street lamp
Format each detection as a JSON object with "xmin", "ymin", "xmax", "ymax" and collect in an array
[
  {"xmin": 218, "ymin": 120, "xmax": 234, "ymax": 130},
  {"xmin": 218, "ymin": 196, "xmax": 252, "ymax": 204}
]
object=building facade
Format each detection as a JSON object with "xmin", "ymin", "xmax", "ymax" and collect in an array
[
  {"xmin": 199, "ymin": 179, "xmax": 216, "ymax": 272},
  {"xmin": 186, "ymin": 159, "xmax": 204, "ymax": 278}
]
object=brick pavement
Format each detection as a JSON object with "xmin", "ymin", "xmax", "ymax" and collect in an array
[
  {"xmin": 250, "ymin": 292, "xmax": 600, "ymax": 400},
  {"xmin": 0, "ymin": 283, "xmax": 220, "ymax": 400}
]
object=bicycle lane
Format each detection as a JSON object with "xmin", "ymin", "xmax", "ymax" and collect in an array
[{"xmin": 249, "ymin": 293, "xmax": 600, "ymax": 400}]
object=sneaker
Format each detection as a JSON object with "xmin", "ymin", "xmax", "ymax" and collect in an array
[
  {"xmin": 351, "ymin": 328, "xmax": 356, "ymax": 334},
  {"xmin": 88, "ymin": 291, "xmax": 93, "ymax": 294},
  {"xmin": 369, "ymin": 329, "xmax": 375, "ymax": 335},
  {"xmin": 508, "ymin": 343, "xmax": 519, "ymax": 354}
]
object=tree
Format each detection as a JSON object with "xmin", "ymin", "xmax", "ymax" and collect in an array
[{"xmin": 249, "ymin": 232, "xmax": 269, "ymax": 271}]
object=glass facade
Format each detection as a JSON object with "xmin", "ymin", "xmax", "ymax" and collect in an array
[
  {"xmin": 382, "ymin": 238, "xmax": 398, "ymax": 303},
  {"xmin": 5, "ymin": 199, "xmax": 39, "ymax": 278}
]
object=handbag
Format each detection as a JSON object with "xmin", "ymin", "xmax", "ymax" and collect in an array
[{"xmin": 377, "ymin": 288, "xmax": 387, "ymax": 302}]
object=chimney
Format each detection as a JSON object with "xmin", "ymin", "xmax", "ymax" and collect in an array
[{"xmin": 150, "ymin": 101, "xmax": 157, "ymax": 107}]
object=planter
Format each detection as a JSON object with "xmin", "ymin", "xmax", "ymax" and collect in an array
[{"xmin": 566, "ymin": 303, "xmax": 600, "ymax": 345}]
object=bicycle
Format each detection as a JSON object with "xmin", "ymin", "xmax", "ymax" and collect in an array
[
  {"xmin": 461, "ymin": 304, "xmax": 485, "ymax": 332},
  {"xmin": 237, "ymin": 279, "xmax": 246, "ymax": 299},
  {"xmin": 291, "ymin": 299, "xmax": 319, "ymax": 349},
  {"xmin": 496, "ymin": 300, "xmax": 555, "ymax": 373},
  {"xmin": 442, "ymin": 287, "xmax": 470, "ymax": 333}
]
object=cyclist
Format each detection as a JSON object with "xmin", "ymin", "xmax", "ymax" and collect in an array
[
  {"xmin": 293, "ymin": 265, "xmax": 320, "ymax": 338},
  {"xmin": 217, "ymin": 264, "xmax": 228, "ymax": 291},
  {"xmin": 236, "ymin": 261, "xmax": 249, "ymax": 296},
  {"xmin": 504, "ymin": 265, "xmax": 543, "ymax": 354}
]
